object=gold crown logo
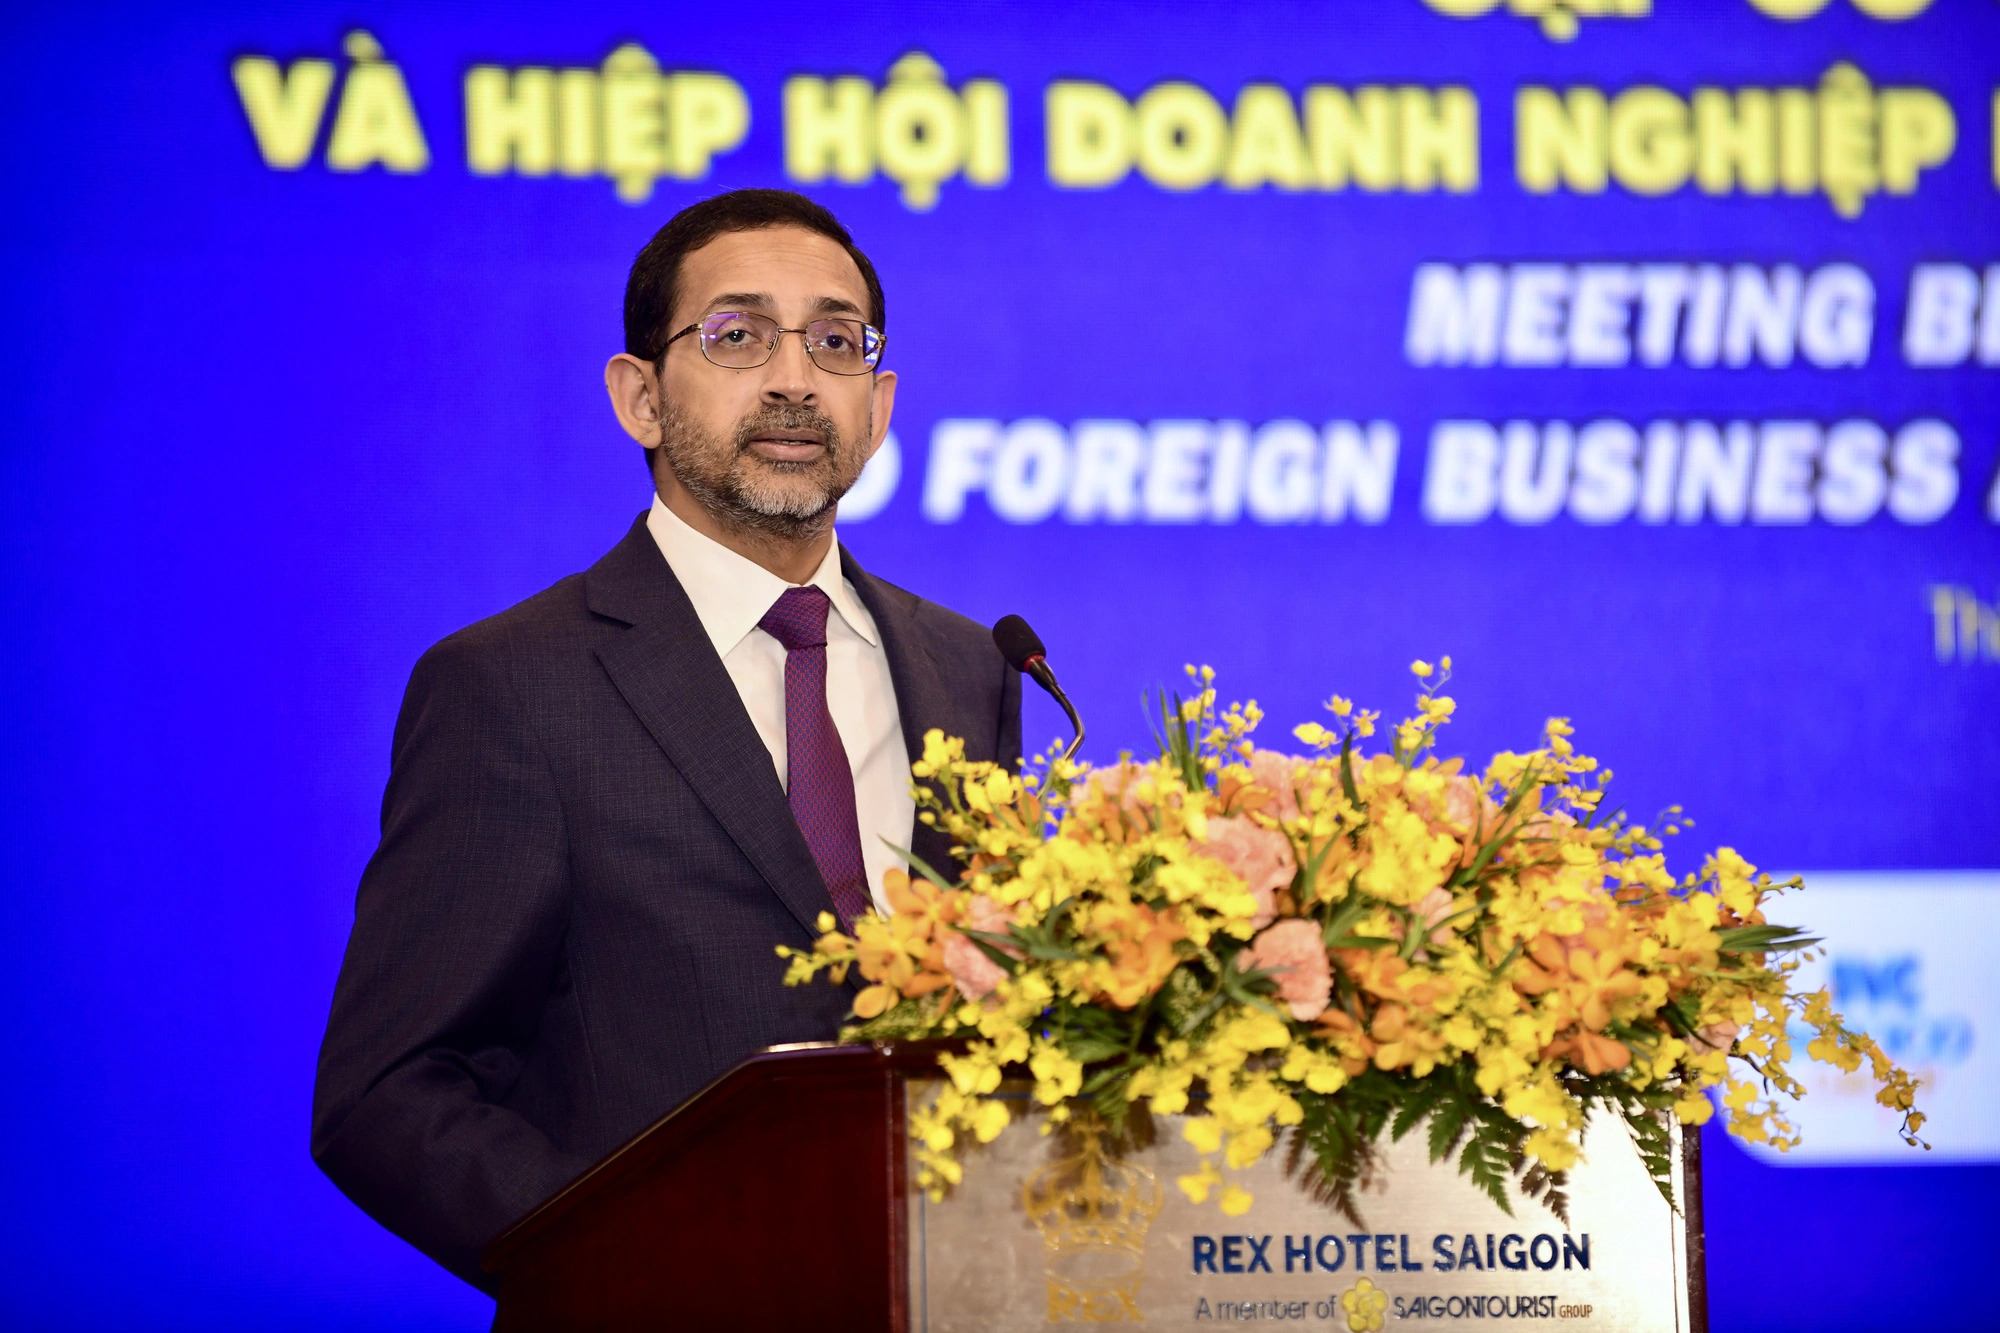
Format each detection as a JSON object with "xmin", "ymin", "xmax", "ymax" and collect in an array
[{"xmin": 1022, "ymin": 1121, "xmax": 1164, "ymax": 1323}]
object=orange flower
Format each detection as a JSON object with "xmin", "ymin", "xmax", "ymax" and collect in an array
[
  {"xmin": 1508, "ymin": 936, "xmax": 1571, "ymax": 998},
  {"xmin": 854, "ymin": 925, "xmax": 913, "ymax": 989},
  {"xmin": 850, "ymin": 869, "xmax": 960, "ymax": 1006},
  {"xmin": 1089, "ymin": 901, "xmax": 1189, "ymax": 1008},
  {"xmin": 1546, "ymin": 1029, "xmax": 1632, "ymax": 1075},
  {"xmin": 853, "ymin": 982, "xmax": 899, "ymax": 1019},
  {"xmin": 1311, "ymin": 1006, "xmax": 1378, "ymax": 1075},
  {"xmin": 1564, "ymin": 947, "xmax": 1642, "ymax": 1032},
  {"xmin": 884, "ymin": 868, "xmax": 958, "ymax": 935},
  {"xmin": 1336, "ymin": 948, "xmax": 1441, "ymax": 1009}
]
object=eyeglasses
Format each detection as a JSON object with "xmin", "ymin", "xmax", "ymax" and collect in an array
[{"xmin": 664, "ymin": 310, "xmax": 886, "ymax": 376}]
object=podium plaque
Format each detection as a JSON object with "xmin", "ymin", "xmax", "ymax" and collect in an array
[
  {"xmin": 483, "ymin": 1044, "xmax": 1703, "ymax": 1331},
  {"xmin": 907, "ymin": 1082, "xmax": 1702, "ymax": 1331}
]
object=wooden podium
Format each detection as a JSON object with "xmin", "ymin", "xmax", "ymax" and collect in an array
[
  {"xmin": 484, "ymin": 1041, "xmax": 1707, "ymax": 1332},
  {"xmin": 483, "ymin": 1041, "xmax": 933, "ymax": 1330}
]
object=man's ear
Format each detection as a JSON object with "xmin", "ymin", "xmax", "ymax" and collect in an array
[
  {"xmin": 865, "ymin": 369, "xmax": 898, "ymax": 459},
  {"xmin": 605, "ymin": 354, "xmax": 663, "ymax": 446}
]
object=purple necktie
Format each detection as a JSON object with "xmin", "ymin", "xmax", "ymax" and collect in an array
[{"xmin": 758, "ymin": 586, "xmax": 872, "ymax": 932}]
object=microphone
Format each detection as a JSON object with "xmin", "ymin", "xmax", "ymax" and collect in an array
[{"xmin": 992, "ymin": 614, "xmax": 1085, "ymax": 763}]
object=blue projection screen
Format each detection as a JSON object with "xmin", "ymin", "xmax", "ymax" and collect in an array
[{"xmin": 2, "ymin": 3, "xmax": 1995, "ymax": 1330}]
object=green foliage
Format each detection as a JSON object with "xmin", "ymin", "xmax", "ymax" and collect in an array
[
  {"xmin": 1716, "ymin": 923, "xmax": 1822, "ymax": 954},
  {"xmin": 841, "ymin": 990, "xmax": 952, "ymax": 1043},
  {"xmin": 1284, "ymin": 1062, "xmax": 1614, "ymax": 1229},
  {"xmin": 1566, "ymin": 1073, "xmax": 1679, "ymax": 1213},
  {"xmin": 1147, "ymin": 687, "xmax": 1208, "ymax": 794},
  {"xmin": 1285, "ymin": 1074, "xmax": 1396, "ymax": 1230}
]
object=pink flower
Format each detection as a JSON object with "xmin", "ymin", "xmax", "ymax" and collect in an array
[
  {"xmin": 1392, "ymin": 887, "xmax": 1459, "ymax": 960},
  {"xmin": 943, "ymin": 894, "xmax": 1020, "ymax": 1003},
  {"xmin": 1516, "ymin": 805, "xmax": 1573, "ymax": 847},
  {"xmin": 1430, "ymin": 775, "xmax": 1503, "ymax": 868},
  {"xmin": 1085, "ymin": 761, "xmax": 1157, "ymax": 823},
  {"xmin": 1441, "ymin": 775, "xmax": 1495, "ymax": 834},
  {"xmin": 1244, "ymin": 749, "xmax": 1305, "ymax": 820},
  {"xmin": 1555, "ymin": 896, "xmax": 1613, "ymax": 951},
  {"xmin": 1244, "ymin": 919, "xmax": 1332, "ymax": 1022},
  {"xmin": 1197, "ymin": 815, "xmax": 1296, "ymax": 929},
  {"xmin": 1689, "ymin": 1019, "xmax": 1739, "ymax": 1056}
]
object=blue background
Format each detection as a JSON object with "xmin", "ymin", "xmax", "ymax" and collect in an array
[{"xmin": 2, "ymin": 3, "xmax": 1994, "ymax": 1329}]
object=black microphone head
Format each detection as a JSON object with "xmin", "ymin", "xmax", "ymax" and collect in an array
[{"xmin": 991, "ymin": 614, "xmax": 1047, "ymax": 671}]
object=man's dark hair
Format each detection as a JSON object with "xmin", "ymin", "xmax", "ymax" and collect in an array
[{"xmin": 623, "ymin": 188, "xmax": 886, "ymax": 365}]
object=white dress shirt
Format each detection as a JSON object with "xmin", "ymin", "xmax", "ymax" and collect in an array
[{"xmin": 647, "ymin": 496, "xmax": 913, "ymax": 917}]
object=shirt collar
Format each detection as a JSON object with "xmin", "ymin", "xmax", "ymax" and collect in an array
[{"xmin": 646, "ymin": 495, "xmax": 879, "ymax": 657}]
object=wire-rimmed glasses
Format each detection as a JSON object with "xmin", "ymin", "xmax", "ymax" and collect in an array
[{"xmin": 664, "ymin": 310, "xmax": 886, "ymax": 375}]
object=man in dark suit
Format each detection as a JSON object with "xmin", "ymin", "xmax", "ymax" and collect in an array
[{"xmin": 312, "ymin": 189, "xmax": 1021, "ymax": 1291}]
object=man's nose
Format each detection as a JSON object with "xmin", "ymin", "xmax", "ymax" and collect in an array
[{"xmin": 759, "ymin": 329, "xmax": 817, "ymax": 403}]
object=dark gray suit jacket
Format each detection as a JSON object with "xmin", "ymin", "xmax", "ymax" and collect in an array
[{"xmin": 311, "ymin": 514, "xmax": 1022, "ymax": 1290}]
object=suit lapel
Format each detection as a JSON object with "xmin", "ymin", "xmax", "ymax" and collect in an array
[
  {"xmin": 586, "ymin": 516, "xmax": 835, "ymax": 939},
  {"xmin": 842, "ymin": 548, "xmax": 963, "ymax": 888}
]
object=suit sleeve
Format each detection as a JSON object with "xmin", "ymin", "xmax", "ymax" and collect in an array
[
  {"xmin": 312, "ymin": 631, "xmax": 591, "ymax": 1291},
  {"xmin": 997, "ymin": 660, "xmax": 1024, "ymax": 772}
]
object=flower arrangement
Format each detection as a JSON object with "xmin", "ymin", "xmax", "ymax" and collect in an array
[{"xmin": 779, "ymin": 660, "xmax": 1925, "ymax": 1222}]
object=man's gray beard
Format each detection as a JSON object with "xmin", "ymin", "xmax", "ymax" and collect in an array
[{"xmin": 657, "ymin": 401, "xmax": 867, "ymax": 542}]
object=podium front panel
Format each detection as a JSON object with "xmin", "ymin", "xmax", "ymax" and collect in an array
[{"xmin": 906, "ymin": 1081, "xmax": 1695, "ymax": 1331}]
